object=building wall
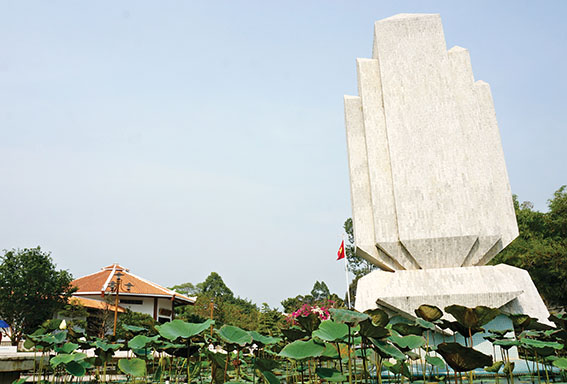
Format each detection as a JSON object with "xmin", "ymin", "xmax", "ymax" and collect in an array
[{"xmin": 77, "ymin": 295, "xmax": 175, "ymax": 322}]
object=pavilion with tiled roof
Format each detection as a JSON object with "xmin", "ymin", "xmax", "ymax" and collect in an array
[{"xmin": 71, "ymin": 264, "xmax": 195, "ymax": 323}]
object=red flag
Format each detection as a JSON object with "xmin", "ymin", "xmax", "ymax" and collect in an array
[{"xmin": 337, "ymin": 240, "xmax": 345, "ymax": 260}]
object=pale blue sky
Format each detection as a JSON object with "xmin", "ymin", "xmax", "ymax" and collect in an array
[{"xmin": 1, "ymin": 1, "xmax": 565, "ymax": 308}]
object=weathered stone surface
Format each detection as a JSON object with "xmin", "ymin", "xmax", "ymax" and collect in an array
[
  {"xmin": 344, "ymin": 15, "xmax": 548, "ymax": 361},
  {"xmin": 344, "ymin": 13, "xmax": 518, "ymax": 269},
  {"xmin": 355, "ymin": 264, "xmax": 551, "ymax": 326}
]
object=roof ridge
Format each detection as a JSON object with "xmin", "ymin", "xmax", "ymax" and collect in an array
[{"xmin": 101, "ymin": 264, "xmax": 117, "ymax": 293}]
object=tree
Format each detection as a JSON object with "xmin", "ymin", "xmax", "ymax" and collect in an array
[
  {"xmin": 173, "ymin": 272, "xmax": 261, "ymax": 330},
  {"xmin": 280, "ymin": 281, "xmax": 344, "ymax": 314},
  {"xmin": 491, "ymin": 186, "xmax": 567, "ymax": 310},
  {"xmin": 343, "ymin": 218, "xmax": 376, "ymax": 278},
  {"xmin": 0, "ymin": 247, "xmax": 74, "ymax": 345},
  {"xmin": 169, "ymin": 282, "xmax": 200, "ymax": 296},
  {"xmin": 310, "ymin": 281, "xmax": 330, "ymax": 302},
  {"xmin": 197, "ymin": 272, "xmax": 234, "ymax": 298},
  {"xmin": 257, "ymin": 303, "xmax": 284, "ymax": 336},
  {"xmin": 343, "ymin": 218, "xmax": 377, "ymax": 306}
]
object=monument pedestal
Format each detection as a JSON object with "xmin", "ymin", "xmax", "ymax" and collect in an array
[
  {"xmin": 355, "ymin": 264, "xmax": 550, "ymax": 324},
  {"xmin": 354, "ymin": 264, "xmax": 551, "ymax": 359}
]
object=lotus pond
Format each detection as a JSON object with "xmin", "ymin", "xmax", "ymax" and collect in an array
[{"xmin": 15, "ymin": 305, "xmax": 567, "ymax": 384}]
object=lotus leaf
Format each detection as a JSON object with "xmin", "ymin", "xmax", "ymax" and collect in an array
[
  {"xmin": 249, "ymin": 331, "xmax": 280, "ymax": 346},
  {"xmin": 55, "ymin": 342, "xmax": 79, "ymax": 354},
  {"xmin": 312, "ymin": 320, "xmax": 348, "ymax": 342},
  {"xmin": 65, "ymin": 360, "xmax": 86, "ymax": 377},
  {"xmin": 281, "ymin": 327, "xmax": 308, "ymax": 341},
  {"xmin": 415, "ymin": 304, "xmax": 443, "ymax": 322},
  {"xmin": 484, "ymin": 361, "xmax": 504, "ymax": 373},
  {"xmin": 156, "ymin": 319, "xmax": 213, "ymax": 341},
  {"xmin": 121, "ymin": 324, "xmax": 146, "ymax": 333},
  {"xmin": 553, "ymin": 357, "xmax": 567, "ymax": 370},
  {"xmin": 316, "ymin": 367, "xmax": 347, "ymax": 382},
  {"xmin": 51, "ymin": 354, "xmax": 75, "ymax": 367},
  {"xmin": 388, "ymin": 331, "xmax": 425, "ymax": 350},
  {"xmin": 261, "ymin": 370, "xmax": 280, "ymax": 384},
  {"xmin": 383, "ymin": 360, "xmax": 411, "ymax": 378},
  {"xmin": 217, "ymin": 325, "xmax": 253, "ymax": 347},
  {"xmin": 320, "ymin": 344, "xmax": 340, "ymax": 359},
  {"xmin": 329, "ymin": 308, "xmax": 369, "ymax": 325},
  {"xmin": 425, "ymin": 355, "xmax": 445, "ymax": 369},
  {"xmin": 415, "ymin": 318, "xmax": 436, "ymax": 330},
  {"xmin": 405, "ymin": 351, "xmax": 420, "ymax": 360},
  {"xmin": 492, "ymin": 339, "xmax": 520, "ymax": 350},
  {"xmin": 487, "ymin": 329, "xmax": 513, "ymax": 337},
  {"xmin": 80, "ymin": 358, "xmax": 94, "ymax": 369},
  {"xmin": 296, "ymin": 312, "xmax": 321, "ymax": 334},
  {"xmin": 279, "ymin": 339, "xmax": 325, "ymax": 360},
  {"xmin": 93, "ymin": 339, "xmax": 122, "ymax": 351},
  {"xmin": 256, "ymin": 358, "xmax": 280, "ymax": 372},
  {"xmin": 436, "ymin": 342, "xmax": 492, "ymax": 372},
  {"xmin": 509, "ymin": 314, "xmax": 533, "ymax": 329},
  {"xmin": 439, "ymin": 320, "xmax": 484, "ymax": 338},
  {"xmin": 118, "ymin": 358, "xmax": 147, "ymax": 377},
  {"xmin": 364, "ymin": 308, "xmax": 389, "ymax": 327},
  {"xmin": 128, "ymin": 334, "xmax": 159, "ymax": 350},
  {"xmin": 392, "ymin": 323, "xmax": 423, "ymax": 336},
  {"xmin": 519, "ymin": 330, "xmax": 541, "ymax": 338},
  {"xmin": 369, "ymin": 339, "xmax": 405, "ymax": 360},
  {"xmin": 520, "ymin": 338, "xmax": 563, "ymax": 350},
  {"xmin": 445, "ymin": 305, "xmax": 500, "ymax": 329},
  {"xmin": 359, "ymin": 319, "xmax": 389, "ymax": 339}
]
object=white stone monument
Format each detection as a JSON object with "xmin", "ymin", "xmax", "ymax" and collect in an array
[{"xmin": 344, "ymin": 14, "xmax": 550, "ymax": 328}]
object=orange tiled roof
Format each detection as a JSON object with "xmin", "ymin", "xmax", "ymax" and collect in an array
[
  {"xmin": 69, "ymin": 296, "xmax": 126, "ymax": 313},
  {"xmin": 71, "ymin": 264, "xmax": 195, "ymax": 305}
]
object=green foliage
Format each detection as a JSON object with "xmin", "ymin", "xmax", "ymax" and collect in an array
[
  {"xmin": 316, "ymin": 367, "xmax": 346, "ymax": 382},
  {"xmin": 249, "ymin": 330, "xmax": 280, "ymax": 346},
  {"xmin": 170, "ymin": 281, "xmax": 200, "ymax": 296},
  {"xmin": 280, "ymin": 283, "xmax": 344, "ymax": 314},
  {"xmin": 156, "ymin": 319, "xmax": 213, "ymax": 341},
  {"xmin": 343, "ymin": 218, "xmax": 376, "ymax": 278},
  {"xmin": 491, "ymin": 187, "xmax": 567, "ymax": 308},
  {"xmin": 310, "ymin": 281, "xmax": 330, "ymax": 302},
  {"xmin": 444, "ymin": 305, "xmax": 500, "ymax": 329},
  {"xmin": 20, "ymin": 304, "xmax": 567, "ymax": 384},
  {"xmin": 257, "ymin": 303, "xmax": 284, "ymax": 336},
  {"xmin": 57, "ymin": 302, "xmax": 88, "ymax": 332},
  {"xmin": 198, "ymin": 272, "xmax": 234, "ymax": 298},
  {"xmin": 0, "ymin": 247, "xmax": 74, "ymax": 345},
  {"xmin": 116, "ymin": 309, "xmax": 157, "ymax": 339},
  {"xmin": 415, "ymin": 304, "xmax": 443, "ymax": 322},
  {"xmin": 344, "ymin": 218, "xmax": 377, "ymax": 306},
  {"xmin": 118, "ymin": 358, "xmax": 147, "ymax": 377},
  {"xmin": 217, "ymin": 325, "xmax": 253, "ymax": 347},
  {"xmin": 175, "ymin": 272, "xmax": 264, "ymax": 331},
  {"xmin": 436, "ymin": 342, "xmax": 493, "ymax": 372},
  {"xmin": 312, "ymin": 320, "xmax": 348, "ymax": 342},
  {"xmin": 279, "ymin": 339, "xmax": 325, "ymax": 360},
  {"xmin": 328, "ymin": 308, "xmax": 369, "ymax": 325}
]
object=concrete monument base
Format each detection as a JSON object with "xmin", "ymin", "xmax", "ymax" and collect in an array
[
  {"xmin": 355, "ymin": 264, "xmax": 550, "ymax": 324},
  {"xmin": 355, "ymin": 264, "xmax": 551, "ymax": 358}
]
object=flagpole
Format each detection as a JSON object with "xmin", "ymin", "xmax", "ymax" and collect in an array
[{"xmin": 343, "ymin": 234, "xmax": 352, "ymax": 309}]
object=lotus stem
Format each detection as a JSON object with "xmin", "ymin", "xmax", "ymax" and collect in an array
[{"xmin": 347, "ymin": 325, "xmax": 353, "ymax": 384}]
